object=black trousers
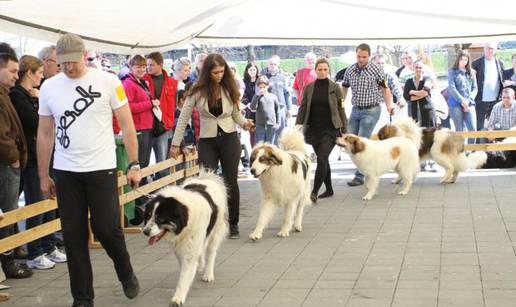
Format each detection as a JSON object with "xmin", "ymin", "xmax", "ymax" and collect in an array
[
  {"xmin": 311, "ymin": 133, "xmax": 336, "ymax": 195},
  {"xmin": 54, "ymin": 168, "xmax": 134, "ymax": 302},
  {"xmin": 198, "ymin": 131, "xmax": 241, "ymax": 226}
]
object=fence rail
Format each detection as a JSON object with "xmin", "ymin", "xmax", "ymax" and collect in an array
[{"xmin": 0, "ymin": 153, "xmax": 199, "ymax": 254}]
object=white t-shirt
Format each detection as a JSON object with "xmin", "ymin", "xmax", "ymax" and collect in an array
[
  {"xmin": 483, "ymin": 58, "xmax": 501, "ymax": 101},
  {"xmin": 39, "ymin": 69, "xmax": 127, "ymax": 172}
]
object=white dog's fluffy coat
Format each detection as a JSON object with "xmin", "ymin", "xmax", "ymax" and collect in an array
[
  {"xmin": 249, "ymin": 128, "xmax": 312, "ymax": 241},
  {"xmin": 377, "ymin": 118, "xmax": 486, "ymax": 183},
  {"xmin": 142, "ymin": 170, "xmax": 228, "ymax": 306},
  {"xmin": 336, "ymin": 134, "xmax": 420, "ymax": 200}
]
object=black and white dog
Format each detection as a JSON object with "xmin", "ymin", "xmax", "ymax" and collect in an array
[{"xmin": 142, "ymin": 170, "xmax": 228, "ymax": 306}]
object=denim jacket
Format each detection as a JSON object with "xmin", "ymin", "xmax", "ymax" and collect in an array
[{"xmin": 448, "ymin": 68, "xmax": 477, "ymax": 107}]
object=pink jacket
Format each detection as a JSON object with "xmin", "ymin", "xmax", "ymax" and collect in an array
[{"xmin": 123, "ymin": 74, "xmax": 154, "ymax": 131}]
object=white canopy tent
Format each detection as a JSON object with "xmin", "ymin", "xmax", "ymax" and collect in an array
[{"xmin": 1, "ymin": 0, "xmax": 515, "ymax": 53}]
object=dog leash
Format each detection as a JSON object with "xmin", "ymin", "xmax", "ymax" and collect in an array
[{"xmin": 134, "ymin": 188, "xmax": 155, "ymax": 199}]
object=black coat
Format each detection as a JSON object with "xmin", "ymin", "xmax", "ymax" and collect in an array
[
  {"xmin": 472, "ymin": 56, "xmax": 505, "ymax": 103},
  {"xmin": 9, "ymin": 85, "xmax": 39, "ymax": 167}
]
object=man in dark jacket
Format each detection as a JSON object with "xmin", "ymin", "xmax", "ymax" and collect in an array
[
  {"xmin": 0, "ymin": 43, "xmax": 32, "ymax": 279},
  {"xmin": 472, "ymin": 42, "xmax": 505, "ymax": 132}
]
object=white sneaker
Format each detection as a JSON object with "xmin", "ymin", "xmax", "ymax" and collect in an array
[
  {"xmin": 27, "ymin": 255, "xmax": 55, "ymax": 270},
  {"xmin": 47, "ymin": 248, "xmax": 67, "ymax": 263}
]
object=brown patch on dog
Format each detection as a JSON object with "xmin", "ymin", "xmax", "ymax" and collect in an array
[
  {"xmin": 441, "ymin": 133, "xmax": 465, "ymax": 155},
  {"xmin": 344, "ymin": 135, "xmax": 366, "ymax": 154},
  {"xmin": 390, "ymin": 146, "xmax": 401, "ymax": 159},
  {"xmin": 377, "ymin": 125, "xmax": 398, "ymax": 140},
  {"xmin": 419, "ymin": 128, "xmax": 435, "ymax": 158},
  {"xmin": 258, "ymin": 146, "xmax": 283, "ymax": 165}
]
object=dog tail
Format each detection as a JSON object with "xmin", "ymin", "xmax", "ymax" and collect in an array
[
  {"xmin": 395, "ymin": 118, "xmax": 422, "ymax": 150},
  {"xmin": 465, "ymin": 151, "xmax": 489, "ymax": 169},
  {"xmin": 454, "ymin": 151, "xmax": 488, "ymax": 171},
  {"xmin": 279, "ymin": 128, "xmax": 306, "ymax": 153}
]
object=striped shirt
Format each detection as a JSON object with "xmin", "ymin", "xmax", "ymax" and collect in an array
[
  {"xmin": 342, "ymin": 62, "xmax": 387, "ymax": 107},
  {"xmin": 487, "ymin": 101, "xmax": 516, "ymax": 130}
]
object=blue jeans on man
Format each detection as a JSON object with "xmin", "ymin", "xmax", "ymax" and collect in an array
[
  {"xmin": 255, "ymin": 124, "xmax": 276, "ymax": 144},
  {"xmin": 347, "ymin": 105, "xmax": 382, "ymax": 184},
  {"xmin": 152, "ymin": 129, "xmax": 171, "ymax": 179},
  {"xmin": 0, "ymin": 163, "xmax": 21, "ymax": 267},
  {"xmin": 22, "ymin": 165, "xmax": 58, "ymax": 260}
]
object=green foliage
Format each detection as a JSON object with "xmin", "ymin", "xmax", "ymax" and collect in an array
[
  {"xmin": 232, "ymin": 49, "xmax": 516, "ymax": 78},
  {"xmin": 498, "ymin": 49, "xmax": 516, "ymax": 68}
]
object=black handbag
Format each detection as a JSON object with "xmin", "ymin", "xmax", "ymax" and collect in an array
[
  {"xmin": 138, "ymin": 78, "xmax": 166, "ymax": 137},
  {"xmin": 152, "ymin": 111, "xmax": 166, "ymax": 137}
]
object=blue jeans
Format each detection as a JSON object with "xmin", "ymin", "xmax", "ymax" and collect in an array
[
  {"xmin": 255, "ymin": 124, "xmax": 276, "ymax": 144},
  {"xmin": 22, "ymin": 165, "xmax": 58, "ymax": 259},
  {"xmin": 347, "ymin": 105, "xmax": 382, "ymax": 181},
  {"xmin": 0, "ymin": 163, "xmax": 21, "ymax": 258},
  {"xmin": 450, "ymin": 105, "xmax": 475, "ymax": 144},
  {"xmin": 273, "ymin": 107, "xmax": 287, "ymax": 145},
  {"xmin": 152, "ymin": 129, "xmax": 171, "ymax": 179}
]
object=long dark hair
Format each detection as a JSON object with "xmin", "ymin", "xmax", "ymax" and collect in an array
[
  {"xmin": 188, "ymin": 53, "xmax": 240, "ymax": 107},
  {"xmin": 243, "ymin": 62, "xmax": 259, "ymax": 82},
  {"xmin": 452, "ymin": 50, "xmax": 473, "ymax": 76}
]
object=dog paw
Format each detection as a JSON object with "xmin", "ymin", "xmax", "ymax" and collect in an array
[
  {"xmin": 170, "ymin": 296, "xmax": 184, "ymax": 307},
  {"xmin": 439, "ymin": 177, "xmax": 452, "ymax": 184},
  {"xmin": 202, "ymin": 274, "xmax": 214, "ymax": 282},
  {"xmin": 294, "ymin": 224, "xmax": 302, "ymax": 232},
  {"xmin": 362, "ymin": 195, "xmax": 373, "ymax": 201},
  {"xmin": 277, "ymin": 230, "xmax": 290, "ymax": 237},
  {"xmin": 398, "ymin": 190, "xmax": 408, "ymax": 196},
  {"xmin": 249, "ymin": 232, "xmax": 262, "ymax": 241}
]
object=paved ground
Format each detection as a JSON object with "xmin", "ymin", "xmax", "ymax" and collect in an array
[{"xmin": 3, "ymin": 154, "xmax": 516, "ymax": 307}]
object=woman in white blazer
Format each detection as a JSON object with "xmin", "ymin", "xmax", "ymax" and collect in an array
[{"xmin": 171, "ymin": 53, "xmax": 254, "ymax": 239}]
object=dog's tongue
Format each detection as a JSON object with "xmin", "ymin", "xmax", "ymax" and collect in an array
[{"xmin": 148, "ymin": 230, "xmax": 166, "ymax": 246}]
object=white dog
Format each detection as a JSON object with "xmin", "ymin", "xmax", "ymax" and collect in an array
[
  {"xmin": 336, "ymin": 134, "xmax": 420, "ymax": 200},
  {"xmin": 249, "ymin": 129, "xmax": 312, "ymax": 241},
  {"xmin": 377, "ymin": 118, "xmax": 486, "ymax": 183},
  {"xmin": 142, "ymin": 170, "xmax": 228, "ymax": 306}
]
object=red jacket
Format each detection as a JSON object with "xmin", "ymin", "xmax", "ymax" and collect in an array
[
  {"xmin": 123, "ymin": 74, "xmax": 153, "ymax": 131},
  {"xmin": 142, "ymin": 70, "xmax": 177, "ymax": 130}
]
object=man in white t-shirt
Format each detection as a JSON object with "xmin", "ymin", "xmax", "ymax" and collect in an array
[{"xmin": 37, "ymin": 33, "xmax": 141, "ymax": 307}]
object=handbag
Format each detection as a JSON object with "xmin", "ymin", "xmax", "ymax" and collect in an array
[
  {"xmin": 138, "ymin": 78, "xmax": 166, "ymax": 137},
  {"xmin": 152, "ymin": 107, "xmax": 167, "ymax": 137}
]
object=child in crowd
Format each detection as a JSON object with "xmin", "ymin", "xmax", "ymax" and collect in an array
[
  {"xmin": 250, "ymin": 77, "xmax": 280, "ymax": 143},
  {"xmin": 173, "ymin": 86, "xmax": 199, "ymax": 156}
]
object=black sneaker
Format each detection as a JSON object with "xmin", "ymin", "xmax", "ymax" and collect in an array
[
  {"xmin": 318, "ymin": 190, "xmax": 334, "ymax": 199},
  {"xmin": 229, "ymin": 225, "xmax": 240, "ymax": 239},
  {"xmin": 121, "ymin": 273, "xmax": 139, "ymax": 299},
  {"xmin": 347, "ymin": 178, "xmax": 364, "ymax": 187},
  {"xmin": 3, "ymin": 263, "xmax": 33, "ymax": 279}
]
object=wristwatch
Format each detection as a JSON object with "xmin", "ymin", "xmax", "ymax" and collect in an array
[{"xmin": 126, "ymin": 160, "xmax": 141, "ymax": 172}]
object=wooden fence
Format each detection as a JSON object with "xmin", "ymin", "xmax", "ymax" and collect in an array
[{"xmin": 0, "ymin": 153, "xmax": 199, "ymax": 253}]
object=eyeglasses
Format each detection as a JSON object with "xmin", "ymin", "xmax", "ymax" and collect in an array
[{"xmin": 46, "ymin": 58, "xmax": 57, "ymax": 64}]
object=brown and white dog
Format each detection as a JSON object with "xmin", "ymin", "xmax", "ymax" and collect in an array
[
  {"xmin": 377, "ymin": 118, "xmax": 485, "ymax": 183},
  {"xmin": 249, "ymin": 128, "xmax": 312, "ymax": 241},
  {"xmin": 336, "ymin": 134, "xmax": 420, "ymax": 200}
]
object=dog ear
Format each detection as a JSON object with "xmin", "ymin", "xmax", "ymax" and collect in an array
[
  {"xmin": 349, "ymin": 136, "xmax": 365, "ymax": 154},
  {"xmin": 270, "ymin": 149, "xmax": 283, "ymax": 165}
]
